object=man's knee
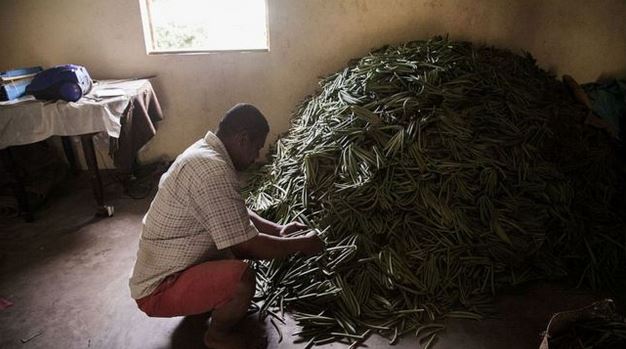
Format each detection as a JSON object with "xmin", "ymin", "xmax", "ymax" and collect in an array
[
  {"xmin": 220, "ymin": 263, "xmax": 255, "ymax": 309},
  {"xmin": 240, "ymin": 264, "xmax": 256, "ymax": 290}
]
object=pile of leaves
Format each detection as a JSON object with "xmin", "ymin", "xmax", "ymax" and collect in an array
[{"xmin": 245, "ymin": 36, "xmax": 626, "ymax": 347}]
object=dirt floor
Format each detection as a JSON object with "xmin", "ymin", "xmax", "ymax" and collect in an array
[{"xmin": 0, "ymin": 173, "xmax": 617, "ymax": 349}]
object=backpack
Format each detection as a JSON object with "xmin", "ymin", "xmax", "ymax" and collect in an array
[{"xmin": 26, "ymin": 64, "xmax": 93, "ymax": 102}]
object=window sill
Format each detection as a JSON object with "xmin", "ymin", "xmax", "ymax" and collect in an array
[{"xmin": 146, "ymin": 48, "xmax": 270, "ymax": 56}]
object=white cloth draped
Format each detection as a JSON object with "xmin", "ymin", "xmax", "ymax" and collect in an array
[{"xmin": 0, "ymin": 79, "xmax": 151, "ymax": 149}]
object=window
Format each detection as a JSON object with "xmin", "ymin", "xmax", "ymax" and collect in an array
[{"xmin": 139, "ymin": 0, "xmax": 269, "ymax": 54}]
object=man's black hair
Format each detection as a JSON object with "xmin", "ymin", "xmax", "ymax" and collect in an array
[{"xmin": 217, "ymin": 103, "xmax": 269, "ymax": 140}]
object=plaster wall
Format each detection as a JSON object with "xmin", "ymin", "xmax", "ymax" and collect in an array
[{"xmin": 1, "ymin": 0, "xmax": 625, "ymax": 161}]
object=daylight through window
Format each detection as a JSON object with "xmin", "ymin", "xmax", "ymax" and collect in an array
[{"xmin": 139, "ymin": 0, "xmax": 269, "ymax": 54}]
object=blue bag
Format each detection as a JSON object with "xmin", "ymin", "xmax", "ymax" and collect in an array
[{"xmin": 26, "ymin": 64, "xmax": 93, "ymax": 102}]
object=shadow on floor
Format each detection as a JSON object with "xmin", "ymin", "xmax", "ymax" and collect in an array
[{"xmin": 167, "ymin": 313, "xmax": 270, "ymax": 349}]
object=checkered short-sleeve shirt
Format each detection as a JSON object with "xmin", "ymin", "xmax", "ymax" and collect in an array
[{"xmin": 129, "ymin": 131, "xmax": 259, "ymax": 299}]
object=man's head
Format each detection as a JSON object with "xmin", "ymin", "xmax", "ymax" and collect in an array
[{"xmin": 216, "ymin": 103, "xmax": 269, "ymax": 171}]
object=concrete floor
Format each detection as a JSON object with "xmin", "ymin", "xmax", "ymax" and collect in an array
[{"xmin": 0, "ymin": 174, "xmax": 614, "ymax": 349}]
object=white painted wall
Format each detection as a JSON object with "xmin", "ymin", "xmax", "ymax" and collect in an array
[{"xmin": 1, "ymin": 0, "xmax": 625, "ymax": 162}]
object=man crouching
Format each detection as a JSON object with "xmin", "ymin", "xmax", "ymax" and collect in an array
[{"xmin": 129, "ymin": 104, "xmax": 324, "ymax": 348}]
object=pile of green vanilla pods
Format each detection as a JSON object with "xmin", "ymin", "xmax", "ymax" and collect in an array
[{"xmin": 245, "ymin": 36, "xmax": 626, "ymax": 347}]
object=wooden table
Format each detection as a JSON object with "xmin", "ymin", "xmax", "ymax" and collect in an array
[{"xmin": 0, "ymin": 79, "xmax": 161, "ymax": 221}]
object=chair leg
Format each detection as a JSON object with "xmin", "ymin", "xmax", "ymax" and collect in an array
[
  {"xmin": 1, "ymin": 147, "xmax": 34, "ymax": 222},
  {"xmin": 80, "ymin": 134, "xmax": 114, "ymax": 217},
  {"xmin": 61, "ymin": 136, "xmax": 79, "ymax": 175}
]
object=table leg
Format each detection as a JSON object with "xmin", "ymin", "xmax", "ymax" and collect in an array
[
  {"xmin": 80, "ymin": 134, "xmax": 114, "ymax": 217},
  {"xmin": 61, "ymin": 136, "xmax": 79, "ymax": 175},
  {"xmin": 0, "ymin": 147, "xmax": 34, "ymax": 222}
]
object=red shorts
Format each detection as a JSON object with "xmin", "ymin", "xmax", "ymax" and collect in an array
[{"xmin": 136, "ymin": 259, "xmax": 249, "ymax": 317}]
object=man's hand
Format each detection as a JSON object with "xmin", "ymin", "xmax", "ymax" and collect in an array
[
  {"xmin": 230, "ymin": 231, "xmax": 325, "ymax": 260},
  {"xmin": 279, "ymin": 221, "xmax": 308, "ymax": 237},
  {"xmin": 300, "ymin": 231, "xmax": 325, "ymax": 256}
]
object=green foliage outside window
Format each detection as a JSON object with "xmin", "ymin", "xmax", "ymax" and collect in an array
[{"xmin": 154, "ymin": 23, "xmax": 209, "ymax": 50}]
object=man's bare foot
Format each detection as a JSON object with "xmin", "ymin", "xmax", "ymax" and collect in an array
[
  {"xmin": 203, "ymin": 324, "xmax": 267, "ymax": 349},
  {"xmin": 244, "ymin": 330, "xmax": 267, "ymax": 349},
  {"xmin": 203, "ymin": 328, "xmax": 246, "ymax": 349},
  {"xmin": 239, "ymin": 316, "xmax": 268, "ymax": 349}
]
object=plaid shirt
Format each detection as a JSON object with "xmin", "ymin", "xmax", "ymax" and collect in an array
[{"xmin": 129, "ymin": 131, "xmax": 259, "ymax": 299}]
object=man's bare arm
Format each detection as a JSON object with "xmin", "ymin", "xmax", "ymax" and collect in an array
[
  {"xmin": 230, "ymin": 231, "xmax": 324, "ymax": 260},
  {"xmin": 247, "ymin": 208, "xmax": 308, "ymax": 237},
  {"xmin": 247, "ymin": 208, "xmax": 281, "ymax": 236}
]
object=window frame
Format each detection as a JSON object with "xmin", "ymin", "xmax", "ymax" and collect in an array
[{"xmin": 138, "ymin": 0, "xmax": 270, "ymax": 55}]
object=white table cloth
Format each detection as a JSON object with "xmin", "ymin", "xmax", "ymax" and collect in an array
[{"xmin": 0, "ymin": 79, "xmax": 151, "ymax": 149}]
